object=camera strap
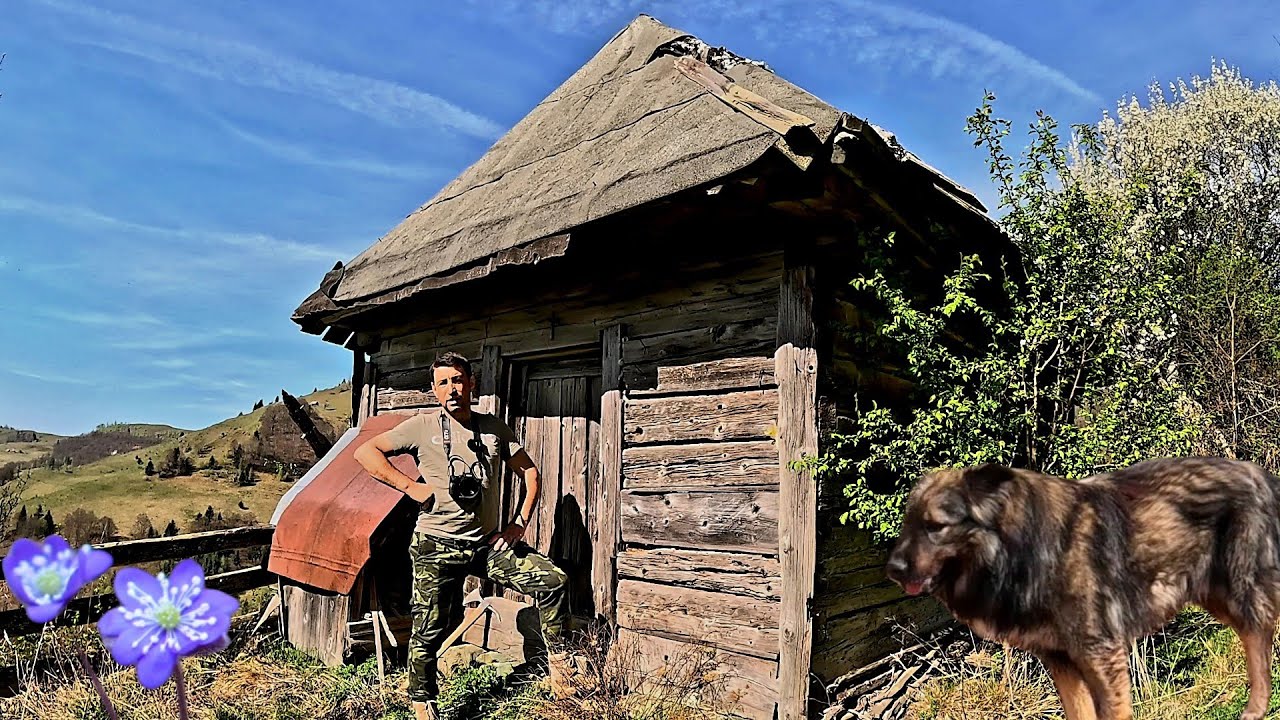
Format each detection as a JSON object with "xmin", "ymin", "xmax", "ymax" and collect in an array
[{"xmin": 440, "ymin": 410, "xmax": 482, "ymax": 477}]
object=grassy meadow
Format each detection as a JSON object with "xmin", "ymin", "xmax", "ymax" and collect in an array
[{"xmin": 8, "ymin": 384, "xmax": 352, "ymax": 536}]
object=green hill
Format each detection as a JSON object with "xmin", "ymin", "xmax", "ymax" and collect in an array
[{"xmin": 14, "ymin": 382, "xmax": 353, "ymax": 539}]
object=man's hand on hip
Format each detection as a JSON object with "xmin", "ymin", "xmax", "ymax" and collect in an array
[{"xmin": 489, "ymin": 523, "xmax": 526, "ymax": 552}]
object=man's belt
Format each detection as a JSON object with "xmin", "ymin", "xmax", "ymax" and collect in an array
[{"xmin": 423, "ymin": 533, "xmax": 489, "ymax": 552}]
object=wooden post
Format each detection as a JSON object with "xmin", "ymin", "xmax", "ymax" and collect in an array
[
  {"xmin": 776, "ymin": 263, "xmax": 818, "ymax": 720},
  {"xmin": 351, "ymin": 349, "xmax": 365, "ymax": 429},
  {"xmin": 478, "ymin": 344, "xmax": 502, "ymax": 416},
  {"xmin": 478, "ymin": 344, "xmax": 502, "ymax": 598},
  {"xmin": 358, "ymin": 361, "xmax": 378, "ymax": 423},
  {"xmin": 593, "ymin": 324, "xmax": 624, "ymax": 628}
]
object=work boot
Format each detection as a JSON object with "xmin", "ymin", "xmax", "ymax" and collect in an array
[{"xmin": 411, "ymin": 701, "xmax": 438, "ymax": 720}]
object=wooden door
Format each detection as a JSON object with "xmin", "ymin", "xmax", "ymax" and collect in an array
[{"xmin": 507, "ymin": 355, "xmax": 601, "ymax": 621}]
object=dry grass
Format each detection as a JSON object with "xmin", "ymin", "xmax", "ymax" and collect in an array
[
  {"xmin": 907, "ymin": 610, "xmax": 1280, "ymax": 720},
  {"xmin": 501, "ymin": 623, "xmax": 738, "ymax": 720},
  {"xmin": 0, "ymin": 612, "xmax": 738, "ymax": 720}
]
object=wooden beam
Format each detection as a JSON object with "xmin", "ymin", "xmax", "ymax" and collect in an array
[
  {"xmin": 0, "ymin": 564, "xmax": 275, "ymax": 637},
  {"xmin": 592, "ymin": 324, "xmax": 624, "ymax": 628},
  {"xmin": 673, "ymin": 56, "xmax": 814, "ymax": 137},
  {"xmin": 281, "ymin": 388, "xmax": 334, "ymax": 459},
  {"xmin": 776, "ymin": 262, "xmax": 819, "ymax": 720},
  {"xmin": 93, "ymin": 525, "xmax": 275, "ymax": 566}
]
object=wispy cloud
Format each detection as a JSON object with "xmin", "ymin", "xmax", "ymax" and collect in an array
[
  {"xmin": 468, "ymin": 0, "xmax": 1099, "ymax": 104},
  {"xmin": 35, "ymin": 0, "xmax": 503, "ymax": 138},
  {"xmin": 215, "ymin": 119, "xmax": 442, "ymax": 181},
  {"xmin": 0, "ymin": 194, "xmax": 342, "ymax": 263},
  {"xmin": 109, "ymin": 328, "xmax": 265, "ymax": 353},
  {"xmin": 37, "ymin": 307, "xmax": 164, "ymax": 328},
  {"xmin": 6, "ymin": 368, "xmax": 96, "ymax": 386},
  {"xmin": 144, "ymin": 358, "xmax": 197, "ymax": 370}
]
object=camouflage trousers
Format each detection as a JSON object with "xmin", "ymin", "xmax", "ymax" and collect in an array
[{"xmin": 406, "ymin": 530, "xmax": 569, "ymax": 703}]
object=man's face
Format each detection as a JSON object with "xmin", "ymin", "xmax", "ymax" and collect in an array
[{"xmin": 432, "ymin": 364, "xmax": 473, "ymax": 412}]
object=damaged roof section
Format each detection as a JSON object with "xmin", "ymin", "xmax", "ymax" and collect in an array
[{"xmin": 292, "ymin": 13, "xmax": 992, "ymax": 333}]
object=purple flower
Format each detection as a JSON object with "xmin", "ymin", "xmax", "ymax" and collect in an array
[
  {"xmin": 98, "ymin": 558, "xmax": 238, "ymax": 689},
  {"xmin": 2, "ymin": 535, "xmax": 113, "ymax": 624}
]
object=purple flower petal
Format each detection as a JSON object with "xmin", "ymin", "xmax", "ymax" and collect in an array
[
  {"xmin": 25, "ymin": 599, "xmax": 68, "ymax": 624},
  {"xmin": 42, "ymin": 535, "xmax": 71, "ymax": 556},
  {"xmin": 2, "ymin": 538, "xmax": 45, "ymax": 607},
  {"xmin": 135, "ymin": 643, "xmax": 177, "ymax": 689},
  {"xmin": 167, "ymin": 559, "xmax": 207, "ymax": 609},
  {"xmin": 106, "ymin": 617, "xmax": 162, "ymax": 666},
  {"xmin": 97, "ymin": 606, "xmax": 129, "ymax": 640},
  {"xmin": 73, "ymin": 546, "xmax": 113, "ymax": 589},
  {"xmin": 192, "ymin": 633, "xmax": 230, "ymax": 656},
  {"xmin": 113, "ymin": 566, "xmax": 163, "ymax": 609}
]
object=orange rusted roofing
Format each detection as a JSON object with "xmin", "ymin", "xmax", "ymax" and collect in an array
[{"xmin": 267, "ymin": 413, "xmax": 418, "ymax": 594}]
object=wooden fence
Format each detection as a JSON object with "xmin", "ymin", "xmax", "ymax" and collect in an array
[{"xmin": 0, "ymin": 525, "xmax": 276, "ymax": 637}]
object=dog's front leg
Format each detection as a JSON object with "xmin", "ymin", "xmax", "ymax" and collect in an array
[
  {"xmin": 1075, "ymin": 646, "xmax": 1133, "ymax": 720},
  {"xmin": 1039, "ymin": 652, "xmax": 1098, "ymax": 720}
]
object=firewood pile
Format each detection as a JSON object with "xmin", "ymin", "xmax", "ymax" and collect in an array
[{"xmin": 820, "ymin": 626, "xmax": 970, "ymax": 720}]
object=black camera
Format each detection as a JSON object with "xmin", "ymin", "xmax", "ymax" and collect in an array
[{"xmin": 449, "ymin": 464, "xmax": 483, "ymax": 504}]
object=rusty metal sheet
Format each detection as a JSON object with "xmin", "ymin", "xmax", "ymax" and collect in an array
[{"xmin": 267, "ymin": 413, "xmax": 419, "ymax": 594}]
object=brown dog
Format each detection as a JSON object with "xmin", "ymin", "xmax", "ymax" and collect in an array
[{"xmin": 885, "ymin": 458, "xmax": 1280, "ymax": 720}]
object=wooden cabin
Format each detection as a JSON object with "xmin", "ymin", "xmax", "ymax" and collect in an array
[{"xmin": 273, "ymin": 14, "xmax": 1016, "ymax": 720}]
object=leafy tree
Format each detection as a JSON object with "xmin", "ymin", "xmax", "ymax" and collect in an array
[
  {"xmin": 131, "ymin": 513, "xmax": 155, "ymax": 539},
  {"xmin": 162, "ymin": 519, "xmax": 180, "ymax": 537},
  {"xmin": 145, "ymin": 459, "xmax": 155, "ymax": 476},
  {"xmin": 808, "ymin": 68, "xmax": 1278, "ymax": 541}
]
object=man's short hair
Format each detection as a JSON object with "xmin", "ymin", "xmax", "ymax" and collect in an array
[{"xmin": 432, "ymin": 351, "xmax": 473, "ymax": 378}]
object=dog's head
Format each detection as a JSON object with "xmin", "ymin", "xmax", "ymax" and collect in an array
[{"xmin": 885, "ymin": 463, "xmax": 1018, "ymax": 597}]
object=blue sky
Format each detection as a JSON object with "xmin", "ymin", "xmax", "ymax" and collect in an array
[{"xmin": 1, "ymin": 0, "xmax": 1277, "ymax": 436}]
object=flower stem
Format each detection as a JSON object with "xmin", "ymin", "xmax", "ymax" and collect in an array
[
  {"xmin": 75, "ymin": 647, "xmax": 120, "ymax": 720},
  {"xmin": 175, "ymin": 660, "xmax": 190, "ymax": 720}
]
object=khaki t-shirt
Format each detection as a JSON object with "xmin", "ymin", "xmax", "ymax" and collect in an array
[{"xmin": 379, "ymin": 410, "xmax": 523, "ymax": 541}]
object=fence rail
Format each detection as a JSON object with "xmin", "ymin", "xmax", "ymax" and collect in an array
[{"xmin": 0, "ymin": 525, "xmax": 277, "ymax": 637}]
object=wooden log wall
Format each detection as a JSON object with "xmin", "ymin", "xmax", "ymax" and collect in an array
[
  {"xmin": 808, "ymin": 247, "xmax": 953, "ymax": 686},
  {"xmin": 360, "ymin": 249, "xmax": 788, "ymax": 719},
  {"xmin": 613, "ymin": 273, "xmax": 784, "ymax": 719}
]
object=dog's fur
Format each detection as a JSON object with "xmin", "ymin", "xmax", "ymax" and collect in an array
[{"xmin": 886, "ymin": 457, "xmax": 1280, "ymax": 720}]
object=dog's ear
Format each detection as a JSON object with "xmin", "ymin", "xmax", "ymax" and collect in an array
[{"xmin": 963, "ymin": 463, "xmax": 1018, "ymax": 526}]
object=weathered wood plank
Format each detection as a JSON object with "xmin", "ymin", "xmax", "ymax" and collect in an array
[
  {"xmin": 623, "ymin": 389, "xmax": 778, "ymax": 445},
  {"xmin": 377, "ymin": 250, "xmax": 783, "ymax": 357},
  {"xmin": 616, "ymin": 627, "xmax": 779, "ymax": 720},
  {"xmin": 593, "ymin": 325, "xmax": 624, "ymax": 627},
  {"xmin": 621, "ymin": 318, "xmax": 776, "ymax": 391},
  {"xmin": 377, "ymin": 389, "xmax": 440, "ymax": 411},
  {"xmin": 621, "ymin": 490, "xmax": 778, "ymax": 554},
  {"xmin": 476, "ymin": 344, "xmax": 501, "ymax": 416},
  {"xmin": 622, "ymin": 440, "xmax": 778, "ymax": 491},
  {"xmin": 94, "ymin": 525, "xmax": 275, "ymax": 566},
  {"xmin": 674, "ymin": 56, "xmax": 814, "ymax": 137},
  {"xmin": 617, "ymin": 547, "xmax": 781, "ymax": 601},
  {"xmin": 776, "ymin": 261, "xmax": 819, "ymax": 720},
  {"xmin": 0, "ymin": 564, "xmax": 276, "ymax": 638},
  {"xmin": 811, "ymin": 597, "xmax": 950, "ymax": 684},
  {"xmin": 351, "ymin": 350, "xmax": 364, "ymax": 427},
  {"xmin": 651, "ymin": 356, "xmax": 776, "ymax": 394},
  {"xmin": 616, "ymin": 579, "xmax": 779, "ymax": 660},
  {"xmin": 284, "ymin": 583, "xmax": 350, "ymax": 667}
]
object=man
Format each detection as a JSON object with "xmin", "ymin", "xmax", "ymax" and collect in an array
[{"xmin": 354, "ymin": 351, "xmax": 569, "ymax": 720}]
